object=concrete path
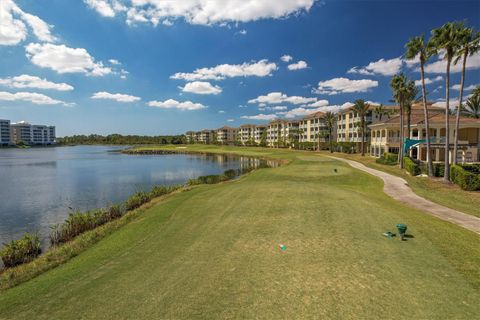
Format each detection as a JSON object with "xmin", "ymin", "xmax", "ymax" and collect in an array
[{"xmin": 329, "ymin": 156, "xmax": 480, "ymax": 234}]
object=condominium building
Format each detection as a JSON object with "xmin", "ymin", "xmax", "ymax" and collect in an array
[
  {"xmin": 185, "ymin": 131, "xmax": 196, "ymax": 143},
  {"xmin": 0, "ymin": 119, "xmax": 11, "ymax": 146},
  {"xmin": 299, "ymin": 111, "xmax": 330, "ymax": 144},
  {"xmin": 216, "ymin": 126, "xmax": 238, "ymax": 144},
  {"xmin": 370, "ymin": 108, "xmax": 480, "ymax": 163},
  {"xmin": 197, "ymin": 129, "xmax": 214, "ymax": 144},
  {"xmin": 10, "ymin": 121, "xmax": 56, "ymax": 145},
  {"xmin": 266, "ymin": 119, "xmax": 299, "ymax": 147},
  {"xmin": 253, "ymin": 125, "xmax": 267, "ymax": 145},
  {"xmin": 239, "ymin": 124, "xmax": 256, "ymax": 145}
]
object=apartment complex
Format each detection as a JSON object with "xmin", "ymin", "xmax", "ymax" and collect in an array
[
  {"xmin": 216, "ymin": 126, "xmax": 238, "ymax": 144},
  {"xmin": 0, "ymin": 119, "xmax": 11, "ymax": 146},
  {"xmin": 239, "ymin": 124, "xmax": 266, "ymax": 145},
  {"xmin": 299, "ymin": 111, "xmax": 330, "ymax": 144},
  {"xmin": 370, "ymin": 108, "xmax": 480, "ymax": 163},
  {"xmin": 0, "ymin": 120, "xmax": 56, "ymax": 146},
  {"xmin": 266, "ymin": 120, "xmax": 299, "ymax": 147}
]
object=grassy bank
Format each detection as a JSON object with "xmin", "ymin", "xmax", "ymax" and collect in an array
[
  {"xmin": 323, "ymin": 151, "xmax": 480, "ymax": 217},
  {"xmin": 0, "ymin": 145, "xmax": 478, "ymax": 319}
]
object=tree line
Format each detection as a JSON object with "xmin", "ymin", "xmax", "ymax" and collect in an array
[{"xmin": 57, "ymin": 134, "xmax": 187, "ymax": 145}]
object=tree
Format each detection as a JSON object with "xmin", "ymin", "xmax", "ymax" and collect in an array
[
  {"xmin": 404, "ymin": 80, "xmax": 419, "ymax": 139},
  {"xmin": 429, "ymin": 22, "xmax": 463, "ymax": 182},
  {"xmin": 374, "ymin": 104, "xmax": 387, "ymax": 121},
  {"xmin": 324, "ymin": 111, "xmax": 336, "ymax": 153},
  {"xmin": 390, "ymin": 74, "xmax": 408, "ymax": 168},
  {"xmin": 463, "ymin": 89, "xmax": 480, "ymax": 118},
  {"xmin": 352, "ymin": 99, "xmax": 370, "ymax": 156},
  {"xmin": 406, "ymin": 34, "xmax": 434, "ymax": 176},
  {"xmin": 453, "ymin": 28, "xmax": 480, "ymax": 164}
]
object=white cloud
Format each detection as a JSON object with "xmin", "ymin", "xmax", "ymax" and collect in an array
[
  {"xmin": 313, "ymin": 77, "xmax": 378, "ymax": 95},
  {"xmin": 348, "ymin": 57, "xmax": 403, "ymax": 76},
  {"xmin": 287, "ymin": 60, "xmax": 308, "ymax": 70},
  {"xmin": 0, "ymin": 90, "xmax": 71, "ymax": 106},
  {"xmin": 84, "ymin": 0, "xmax": 117, "ymax": 17},
  {"xmin": 148, "ymin": 99, "xmax": 206, "ymax": 110},
  {"xmin": 237, "ymin": 29, "xmax": 247, "ymax": 35},
  {"xmin": 0, "ymin": 74, "xmax": 74, "ymax": 91},
  {"xmin": 248, "ymin": 92, "xmax": 317, "ymax": 105},
  {"xmin": 238, "ymin": 104, "xmax": 248, "ymax": 108},
  {"xmin": 0, "ymin": 0, "xmax": 56, "ymax": 45},
  {"xmin": 423, "ymin": 51, "xmax": 480, "ymax": 74},
  {"xmin": 227, "ymin": 119, "xmax": 235, "ymax": 122},
  {"xmin": 91, "ymin": 91, "xmax": 140, "ymax": 102},
  {"xmin": 109, "ymin": 59, "xmax": 121, "ymax": 65},
  {"xmin": 180, "ymin": 81, "xmax": 222, "ymax": 95},
  {"xmin": 260, "ymin": 105, "xmax": 288, "ymax": 111},
  {"xmin": 241, "ymin": 114, "xmax": 277, "ymax": 121},
  {"xmin": 277, "ymin": 107, "xmax": 314, "ymax": 118},
  {"xmin": 218, "ymin": 110, "xmax": 225, "ymax": 113},
  {"xmin": 25, "ymin": 43, "xmax": 113, "ymax": 76},
  {"xmin": 87, "ymin": 0, "xmax": 315, "ymax": 26},
  {"xmin": 414, "ymin": 75, "xmax": 443, "ymax": 86},
  {"xmin": 281, "ymin": 54, "xmax": 293, "ymax": 62},
  {"xmin": 451, "ymin": 84, "xmax": 477, "ymax": 91},
  {"xmin": 171, "ymin": 59, "xmax": 277, "ymax": 81},
  {"xmin": 307, "ymin": 99, "xmax": 329, "ymax": 107}
]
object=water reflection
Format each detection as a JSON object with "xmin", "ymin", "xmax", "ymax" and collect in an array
[{"xmin": 0, "ymin": 146, "xmax": 273, "ymax": 247}]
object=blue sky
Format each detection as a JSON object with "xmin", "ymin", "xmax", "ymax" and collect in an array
[{"xmin": 0, "ymin": 0, "xmax": 479, "ymax": 136}]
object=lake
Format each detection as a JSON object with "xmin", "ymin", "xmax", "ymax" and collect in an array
[{"xmin": 0, "ymin": 145, "xmax": 262, "ymax": 247}]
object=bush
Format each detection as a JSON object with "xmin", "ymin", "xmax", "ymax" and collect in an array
[
  {"xmin": 450, "ymin": 165, "xmax": 480, "ymax": 191},
  {"xmin": 223, "ymin": 169, "xmax": 238, "ymax": 179},
  {"xmin": 376, "ymin": 152, "xmax": 397, "ymax": 165},
  {"xmin": 125, "ymin": 191, "xmax": 151, "ymax": 211},
  {"xmin": 150, "ymin": 185, "xmax": 181, "ymax": 198},
  {"xmin": 331, "ymin": 141, "xmax": 357, "ymax": 154},
  {"xmin": 403, "ymin": 157, "xmax": 421, "ymax": 176},
  {"xmin": 0, "ymin": 233, "xmax": 41, "ymax": 268}
]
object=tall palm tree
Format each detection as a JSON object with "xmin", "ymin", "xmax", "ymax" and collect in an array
[
  {"xmin": 464, "ymin": 90, "xmax": 480, "ymax": 118},
  {"xmin": 453, "ymin": 28, "xmax": 480, "ymax": 164},
  {"xmin": 352, "ymin": 99, "xmax": 370, "ymax": 156},
  {"xmin": 374, "ymin": 104, "xmax": 387, "ymax": 121},
  {"xmin": 429, "ymin": 22, "xmax": 462, "ymax": 182},
  {"xmin": 324, "ymin": 111, "xmax": 336, "ymax": 153},
  {"xmin": 404, "ymin": 81, "xmax": 419, "ymax": 139},
  {"xmin": 406, "ymin": 35, "xmax": 434, "ymax": 176},
  {"xmin": 390, "ymin": 73, "xmax": 408, "ymax": 168}
]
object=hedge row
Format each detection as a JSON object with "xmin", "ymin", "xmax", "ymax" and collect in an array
[
  {"xmin": 0, "ymin": 233, "xmax": 42, "ymax": 268},
  {"xmin": 403, "ymin": 157, "xmax": 422, "ymax": 176},
  {"xmin": 450, "ymin": 165, "xmax": 480, "ymax": 191},
  {"xmin": 376, "ymin": 152, "xmax": 397, "ymax": 165}
]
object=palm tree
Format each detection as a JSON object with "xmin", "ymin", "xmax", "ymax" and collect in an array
[
  {"xmin": 464, "ymin": 90, "xmax": 480, "ymax": 118},
  {"xmin": 406, "ymin": 35, "xmax": 434, "ymax": 176},
  {"xmin": 453, "ymin": 28, "xmax": 480, "ymax": 164},
  {"xmin": 390, "ymin": 73, "xmax": 408, "ymax": 168},
  {"xmin": 404, "ymin": 81, "xmax": 419, "ymax": 139},
  {"xmin": 352, "ymin": 99, "xmax": 370, "ymax": 156},
  {"xmin": 429, "ymin": 22, "xmax": 463, "ymax": 182},
  {"xmin": 374, "ymin": 104, "xmax": 387, "ymax": 121},
  {"xmin": 324, "ymin": 111, "xmax": 336, "ymax": 153}
]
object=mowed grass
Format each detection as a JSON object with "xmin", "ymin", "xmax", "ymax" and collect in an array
[
  {"xmin": 0, "ymin": 146, "xmax": 479, "ymax": 319},
  {"xmin": 322, "ymin": 151, "xmax": 480, "ymax": 217}
]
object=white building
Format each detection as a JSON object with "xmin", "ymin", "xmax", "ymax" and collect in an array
[
  {"xmin": 10, "ymin": 121, "xmax": 56, "ymax": 145},
  {"xmin": 0, "ymin": 119, "xmax": 11, "ymax": 146}
]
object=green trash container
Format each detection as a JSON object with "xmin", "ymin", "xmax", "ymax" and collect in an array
[{"xmin": 396, "ymin": 224, "xmax": 407, "ymax": 240}]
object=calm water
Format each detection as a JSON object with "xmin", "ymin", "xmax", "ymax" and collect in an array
[{"xmin": 0, "ymin": 146, "xmax": 259, "ymax": 246}]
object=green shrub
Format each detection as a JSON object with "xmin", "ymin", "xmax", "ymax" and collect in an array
[
  {"xmin": 403, "ymin": 157, "xmax": 421, "ymax": 176},
  {"xmin": 125, "ymin": 191, "xmax": 151, "ymax": 211},
  {"xmin": 223, "ymin": 169, "xmax": 238, "ymax": 179},
  {"xmin": 376, "ymin": 152, "xmax": 397, "ymax": 165},
  {"xmin": 0, "ymin": 233, "xmax": 41, "ymax": 268},
  {"xmin": 450, "ymin": 165, "xmax": 480, "ymax": 191}
]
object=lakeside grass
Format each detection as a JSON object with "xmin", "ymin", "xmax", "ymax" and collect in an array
[
  {"xmin": 321, "ymin": 151, "xmax": 480, "ymax": 217},
  {"xmin": 0, "ymin": 145, "xmax": 478, "ymax": 319}
]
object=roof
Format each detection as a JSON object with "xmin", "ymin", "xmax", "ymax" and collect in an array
[
  {"xmin": 303, "ymin": 111, "xmax": 325, "ymax": 119},
  {"xmin": 216, "ymin": 126, "xmax": 237, "ymax": 131},
  {"xmin": 370, "ymin": 112, "xmax": 480, "ymax": 128}
]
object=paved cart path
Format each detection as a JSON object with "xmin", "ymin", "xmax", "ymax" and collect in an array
[{"xmin": 330, "ymin": 156, "xmax": 480, "ymax": 234}]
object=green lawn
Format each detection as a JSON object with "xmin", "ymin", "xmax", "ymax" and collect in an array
[
  {"xmin": 322, "ymin": 151, "xmax": 480, "ymax": 217},
  {"xmin": 0, "ymin": 145, "xmax": 479, "ymax": 319}
]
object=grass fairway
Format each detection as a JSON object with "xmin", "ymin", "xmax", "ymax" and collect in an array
[{"xmin": 0, "ymin": 146, "xmax": 479, "ymax": 319}]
